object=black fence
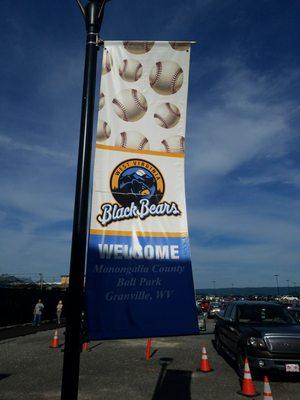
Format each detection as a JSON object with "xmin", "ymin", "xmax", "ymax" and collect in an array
[{"xmin": 0, "ymin": 287, "xmax": 67, "ymax": 327}]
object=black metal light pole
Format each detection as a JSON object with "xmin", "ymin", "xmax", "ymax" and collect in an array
[{"xmin": 61, "ymin": 1, "xmax": 106, "ymax": 399}]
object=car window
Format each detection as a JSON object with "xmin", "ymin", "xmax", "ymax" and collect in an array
[
  {"xmin": 229, "ymin": 305, "xmax": 237, "ymax": 321},
  {"xmin": 289, "ymin": 310, "xmax": 300, "ymax": 320},
  {"xmin": 224, "ymin": 304, "xmax": 233, "ymax": 319},
  {"xmin": 237, "ymin": 304, "xmax": 297, "ymax": 325}
]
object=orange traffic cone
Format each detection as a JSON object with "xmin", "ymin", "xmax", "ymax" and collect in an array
[
  {"xmin": 263, "ymin": 376, "xmax": 273, "ymax": 400},
  {"xmin": 82, "ymin": 341, "xmax": 89, "ymax": 352},
  {"xmin": 199, "ymin": 346, "xmax": 213, "ymax": 372},
  {"xmin": 237, "ymin": 357, "xmax": 259, "ymax": 397},
  {"xmin": 50, "ymin": 330, "xmax": 59, "ymax": 348},
  {"xmin": 145, "ymin": 338, "xmax": 152, "ymax": 360}
]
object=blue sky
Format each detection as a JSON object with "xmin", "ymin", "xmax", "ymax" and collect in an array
[{"xmin": 0, "ymin": 0, "xmax": 300, "ymax": 288}]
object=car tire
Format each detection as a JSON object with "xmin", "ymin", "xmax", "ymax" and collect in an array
[
  {"xmin": 215, "ymin": 332, "xmax": 222, "ymax": 353},
  {"xmin": 236, "ymin": 347, "xmax": 246, "ymax": 378}
]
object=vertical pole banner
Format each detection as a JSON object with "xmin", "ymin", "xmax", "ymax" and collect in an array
[{"xmin": 86, "ymin": 41, "xmax": 198, "ymax": 339}]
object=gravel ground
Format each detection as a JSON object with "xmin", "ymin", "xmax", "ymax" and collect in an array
[{"xmin": 0, "ymin": 320, "xmax": 299, "ymax": 399}]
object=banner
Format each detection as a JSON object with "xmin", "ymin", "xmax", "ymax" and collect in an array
[{"xmin": 86, "ymin": 41, "xmax": 198, "ymax": 339}]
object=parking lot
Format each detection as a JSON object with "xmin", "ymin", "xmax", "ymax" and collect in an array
[{"xmin": 0, "ymin": 320, "xmax": 299, "ymax": 399}]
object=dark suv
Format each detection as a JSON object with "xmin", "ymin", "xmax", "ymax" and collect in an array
[{"xmin": 215, "ymin": 301, "xmax": 300, "ymax": 375}]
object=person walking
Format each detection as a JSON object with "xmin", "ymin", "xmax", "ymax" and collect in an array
[
  {"xmin": 32, "ymin": 299, "xmax": 44, "ymax": 326},
  {"xmin": 56, "ymin": 300, "xmax": 63, "ymax": 325}
]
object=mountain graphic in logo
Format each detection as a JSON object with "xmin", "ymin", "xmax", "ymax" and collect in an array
[{"xmin": 110, "ymin": 159, "xmax": 164, "ymax": 208}]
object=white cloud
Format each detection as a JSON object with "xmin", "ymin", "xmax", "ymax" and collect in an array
[
  {"xmin": 186, "ymin": 62, "xmax": 293, "ymax": 180},
  {"xmin": 160, "ymin": 0, "xmax": 218, "ymax": 36},
  {"xmin": 1, "ymin": 13, "xmax": 299, "ymax": 287},
  {"xmin": 0, "ymin": 227, "xmax": 71, "ymax": 278},
  {"xmin": 191, "ymin": 242, "xmax": 300, "ymax": 288},
  {"xmin": 184, "ymin": 61, "xmax": 300, "ymax": 287},
  {"xmin": 0, "ymin": 134, "xmax": 75, "ymax": 165},
  {"xmin": 237, "ymin": 166, "xmax": 300, "ymax": 187},
  {"xmin": 188, "ymin": 197, "xmax": 300, "ymax": 246}
]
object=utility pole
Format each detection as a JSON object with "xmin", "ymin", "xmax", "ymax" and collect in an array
[
  {"xmin": 61, "ymin": 1, "xmax": 107, "ymax": 399},
  {"xmin": 274, "ymin": 274, "xmax": 279, "ymax": 297}
]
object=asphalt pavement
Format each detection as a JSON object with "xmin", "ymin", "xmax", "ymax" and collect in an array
[
  {"xmin": 0, "ymin": 320, "xmax": 299, "ymax": 399},
  {"xmin": 0, "ymin": 320, "xmax": 61, "ymax": 341}
]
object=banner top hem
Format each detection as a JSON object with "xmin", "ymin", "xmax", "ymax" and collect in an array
[{"xmin": 103, "ymin": 40, "xmax": 197, "ymax": 44}]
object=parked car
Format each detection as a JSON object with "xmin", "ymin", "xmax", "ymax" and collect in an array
[
  {"xmin": 200, "ymin": 301, "xmax": 210, "ymax": 315},
  {"xmin": 288, "ymin": 307, "xmax": 300, "ymax": 323},
  {"xmin": 282, "ymin": 303, "xmax": 294, "ymax": 310},
  {"xmin": 214, "ymin": 301, "xmax": 300, "ymax": 376},
  {"xmin": 197, "ymin": 308, "xmax": 207, "ymax": 332},
  {"xmin": 208, "ymin": 302, "xmax": 221, "ymax": 318}
]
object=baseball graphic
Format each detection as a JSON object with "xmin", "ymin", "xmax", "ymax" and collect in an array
[
  {"xmin": 112, "ymin": 89, "xmax": 148, "ymax": 122},
  {"xmin": 115, "ymin": 131, "xmax": 150, "ymax": 150},
  {"xmin": 102, "ymin": 49, "xmax": 113, "ymax": 75},
  {"xmin": 154, "ymin": 103, "xmax": 181, "ymax": 129},
  {"xmin": 99, "ymin": 92, "xmax": 105, "ymax": 110},
  {"xmin": 96, "ymin": 120, "xmax": 111, "ymax": 142},
  {"xmin": 161, "ymin": 135, "xmax": 185, "ymax": 153},
  {"xmin": 123, "ymin": 41, "xmax": 155, "ymax": 54},
  {"xmin": 119, "ymin": 59, "xmax": 143, "ymax": 82},
  {"xmin": 169, "ymin": 42, "xmax": 190, "ymax": 51},
  {"xmin": 150, "ymin": 61, "xmax": 184, "ymax": 95}
]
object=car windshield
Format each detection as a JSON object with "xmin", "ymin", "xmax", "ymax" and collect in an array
[
  {"xmin": 237, "ymin": 304, "xmax": 297, "ymax": 325},
  {"xmin": 289, "ymin": 309, "xmax": 300, "ymax": 320}
]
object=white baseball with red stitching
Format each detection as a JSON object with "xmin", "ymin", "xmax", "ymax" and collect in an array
[
  {"xmin": 102, "ymin": 49, "xmax": 113, "ymax": 75},
  {"xmin": 169, "ymin": 42, "xmax": 191, "ymax": 51},
  {"xmin": 99, "ymin": 92, "xmax": 105, "ymax": 110},
  {"xmin": 96, "ymin": 120, "xmax": 111, "ymax": 142},
  {"xmin": 112, "ymin": 89, "xmax": 148, "ymax": 122},
  {"xmin": 119, "ymin": 59, "xmax": 143, "ymax": 82},
  {"xmin": 150, "ymin": 61, "xmax": 184, "ymax": 95},
  {"xmin": 161, "ymin": 135, "xmax": 185, "ymax": 153},
  {"xmin": 115, "ymin": 131, "xmax": 149, "ymax": 150},
  {"xmin": 123, "ymin": 41, "xmax": 155, "ymax": 54},
  {"xmin": 154, "ymin": 103, "xmax": 181, "ymax": 129}
]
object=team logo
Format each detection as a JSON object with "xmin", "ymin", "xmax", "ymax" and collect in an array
[
  {"xmin": 111, "ymin": 159, "xmax": 164, "ymax": 207},
  {"xmin": 97, "ymin": 159, "xmax": 181, "ymax": 226}
]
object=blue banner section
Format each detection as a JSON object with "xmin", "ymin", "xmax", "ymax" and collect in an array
[{"xmin": 86, "ymin": 234, "xmax": 199, "ymax": 339}]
